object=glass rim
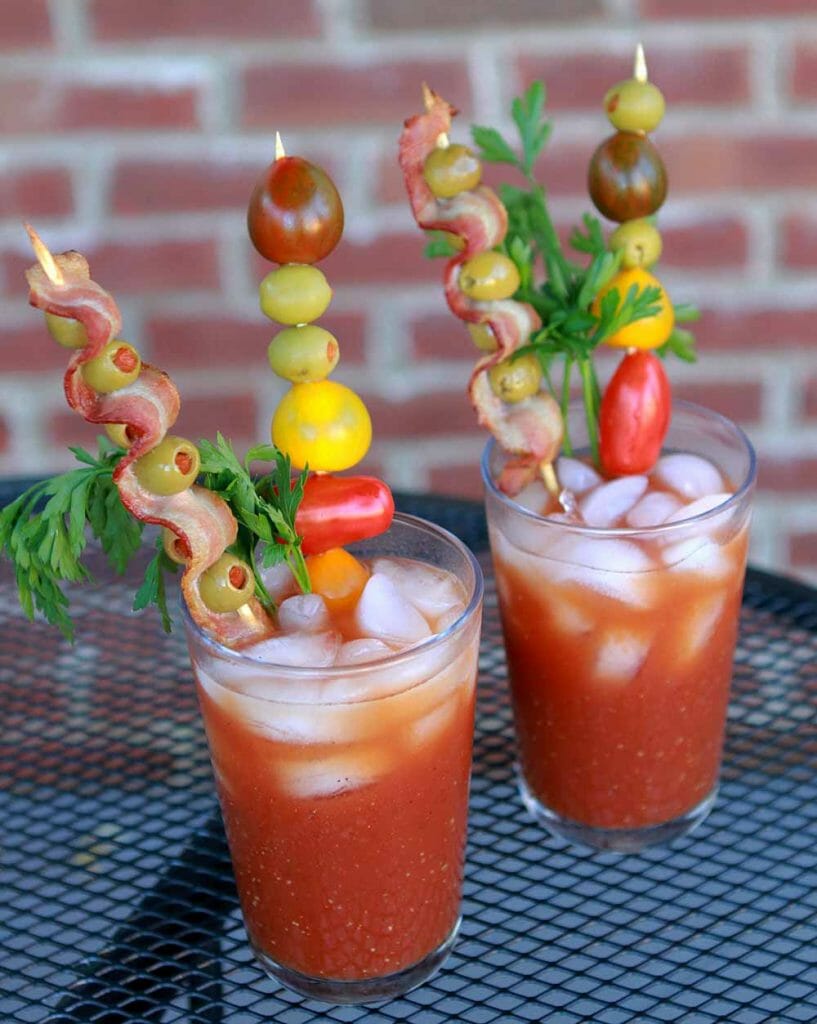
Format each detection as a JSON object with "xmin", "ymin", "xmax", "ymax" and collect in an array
[
  {"xmin": 480, "ymin": 399, "xmax": 757, "ymax": 539},
  {"xmin": 181, "ymin": 511, "xmax": 484, "ymax": 681}
]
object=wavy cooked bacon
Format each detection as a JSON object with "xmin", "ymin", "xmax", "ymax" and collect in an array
[
  {"xmin": 399, "ymin": 88, "xmax": 563, "ymax": 491},
  {"xmin": 25, "ymin": 247, "xmax": 273, "ymax": 647}
]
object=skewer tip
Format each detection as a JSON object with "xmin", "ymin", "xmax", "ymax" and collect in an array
[
  {"xmin": 634, "ymin": 42, "xmax": 647, "ymax": 83},
  {"xmin": 421, "ymin": 82, "xmax": 435, "ymax": 112},
  {"xmin": 539, "ymin": 461, "xmax": 560, "ymax": 497},
  {"xmin": 24, "ymin": 223, "xmax": 65, "ymax": 286},
  {"xmin": 274, "ymin": 131, "xmax": 286, "ymax": 160}
]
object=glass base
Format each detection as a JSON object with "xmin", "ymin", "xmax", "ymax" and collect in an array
[
  {"xmin": 518, "ymin": 769, "xmax": 718, "ymax": 853},
  {"xmin": 251, "ymin": 917, "xmax": 461, "ymax": 1004}
]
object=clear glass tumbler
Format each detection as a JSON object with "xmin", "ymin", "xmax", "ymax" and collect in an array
[
  {"xmin": 482, "ymin": 402, "xmax": 756, "ymax": 853},
  {"xmin": 183, "ymin": 514, "xmax": 483, "ymax": 1003}
]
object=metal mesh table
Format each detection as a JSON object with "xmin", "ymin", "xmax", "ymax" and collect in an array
[{"xmin": 1, "ymin": 494, "xmax": 816, "ymax": 1024}]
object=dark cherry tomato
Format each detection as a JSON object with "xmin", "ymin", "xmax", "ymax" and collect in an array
[
  {"xmin": 599, "ymin": 350, "xmax": 671, "ymax": 477},
  {"xmin": 588, "ymin": 131, "xmax": 667, "ymax": 223},
  {"xmin": 247, "ymin": 156, "xmax": 344, "ymax": 264},
  {"xmin": 294, "ymin": 473, "xmax": 394, "ymax": 556}
]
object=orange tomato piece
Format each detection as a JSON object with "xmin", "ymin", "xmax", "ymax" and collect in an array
[{"xmin": 306, "ymin": 547, "xmax": 369, "ymax": 615}]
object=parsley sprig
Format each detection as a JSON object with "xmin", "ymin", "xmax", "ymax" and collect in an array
[
  {"xmin": 0, "ymin": 440, "xmax": 141, "ymax": 640},
  {"xmin": 0, "ymin": 435, "xmax": 309, "ymax": 640},
  {"xmin": 426, "ymin": 80, "xmax": 698, "ymax": 463}
]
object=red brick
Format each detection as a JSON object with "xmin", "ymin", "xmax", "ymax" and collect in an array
[
  {"xmin": 428, "ymin": 461, "xmax": 484, "ymax": 500},
  {"xmin": 805, "ymin": 377, "xmax": 817, "ymax": 417},
  {"xmin": 112, "ymin": 160, "xmax": 256, "ymax": 216},
  {"xmin": 516, "ymin": 47, "xmax": 750, "ymax": 111},
  {"xmin": 367, "ymin": 0, "xmax": 602, "ymax": 31},
  {"xmin": 649, "ymin": 218, "xmax": 749, "ymax": 270},
  {"xmin": 90, "ymin": 0, "xmax": 320, "ymax": 40},
  {"xmin": 411, "ymin": 314, "xmax": 473, "ymax": 360},
  {"xmin": 661, "ymin": 135, "xmax": 817, "ymax": 195},
  {"xmin": 758, "ymin": 457, "xmax": 817, "ymax": 492},
  {"xmin": 363, "ymin": 390, "xmax": 478, "ymax": 438},
  {"xmin": 242, "ymin": 60, "xmax": 471, "ymax": 129},
  {"xmin": 780, "ymin": 214, "xmax": 817, "ymax": 269},
  {"xmin": 254, "ymin": 233, "xmax": 439, "ymax": 287},
  {"xmin": 3, "ymin": 238, "xmax": 220, "ymax": 298},
  {"xmin": 673, "ymin": 381, "xmax": 762, "ymax": 425},
  {"xmin": 641, "ymin": 0, "xmax": 817, "ymax": 15},
  {"xmin": 0, "ymin": 167, "xmax": 73, "ymax": 219},
  {"xmin": 791, "ymin": 43, "xmax": 817, "ymax": 101},
  {"xmin": 0, "ymin": 0, "xmax": 52, "ymax": 48},
  {"xmin": 694, "ymin": 307, "xmax": 817, "ymax": 352},
  {"xmin": 0, "ymin": 321, "xmax": 69, "ymax": 372},
  {"xmin": 148, "ymin": 311, "xmax": 365, "ymax": 369},
  {"xmin": 174, "ymin": 391, "xmax": 258, "ymax": 444},
  {"xmin": 789, "ymin": 532, "xmax": 817, "ymax": 567},
  {"xmin": 0, "ymin": 412, "xmax": 8, "ymax": 454},
  {"xmin": 0, "ymin": 77, "xmax": 198, "ymax": 135}
]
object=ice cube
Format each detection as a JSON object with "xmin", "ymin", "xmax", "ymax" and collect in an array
[
  {"xmin": 674, "ymin": 594, "xmax": 726, "ymax": 666},
  {"xmin": 355, "ymin": 573, "xmax": 433, "ymax": 643},
  {"xmin": 259, "ymin": 561, "xmax": 298, "ymax": 603},
  {"xmin": 661, "ymin": 537, "xmax": 731, "ymax": 578},
  {"xmin": 654, "ymin": 453, "xmax": 724, "ymax": 500},
  {"xmin": 276, "ymin": 746, "xmax": 394, "ymax": 798},
  {"xmin": 243, "ymin": 630, "xmax": 340, "ymax": 667},
  {"xmin": 664, "ymin": 492, "xmax": 733, "ymax": 524},
  {"xmin": 580, "ymin": 475, "xmax": 649, "ymax": 528},
  {"xmin": 542, "ymin": 537, "xmax": 656, "ymax": 607},
  {"xmin": 557, "ymin": 456, "xmax": 602, "ymax": 495},
  {"xmin": 336, "ymin": 638, "xmax": 395, "ymax": 665},
  {"xmin": 369, "ymin": 559, "xmax": 465, "ymax": 622},
  {"xmin": 277, "ymin": 593, "xmax": 331, "ymax": 634},
  {"xmin": 409, "ymin": 697, "xmax": 461, "ymax": 749},
  {"xmin": 512, "ymin": 478, "xmax": 549, "ymax": 515},
  {"xmin": 595, "ymin": 629, "xmax": 650, "ymax": 683},
  {"xmin": 547, "ymin": 596, "xmax": 593, "ymax": 635},
  {"xmin": 625, "ymin": 491, "xmax": 683, "ymax": 528}
]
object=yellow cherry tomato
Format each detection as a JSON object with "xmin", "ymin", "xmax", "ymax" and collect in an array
[
  {"xmin": 272, "ymin": 380, "xmax": 372, "ymax": 472},
  {"xmin": 592, "ymin": 266, "xmax": 674, "ymax": 350}
]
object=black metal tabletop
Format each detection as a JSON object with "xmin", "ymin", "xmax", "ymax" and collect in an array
[{"xmin": 1, "ymin": 490, "xmax": 816, "ymax": 1024}]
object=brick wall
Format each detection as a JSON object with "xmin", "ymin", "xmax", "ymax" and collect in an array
[{"xmin": 1, "ymin": 0, "xmax": 816, "ymax": 583}]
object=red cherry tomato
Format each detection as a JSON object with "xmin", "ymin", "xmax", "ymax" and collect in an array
[
  {"xmin": 599, "ymin": 351, "xmax": 671, "ymax": 477},
  {"xmin": 247, "ymin": 156, "xmax": 344, "ymax": 265},
  {"xmin": 295, "ymin": 474, "xmax": 394, "ymax": 556}
]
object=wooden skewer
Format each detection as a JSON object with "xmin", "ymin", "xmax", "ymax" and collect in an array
[
  {"xmin": 24, "ymin": 223, "xmax": 65, "ymax": 287},
  {"xmin": 634, "ymin": 42, "xmax": 647, "ymax": 83},
  {"xmin": 274, "ymin": 131, "xmax": 286, "ymax": 161},
  {"xmin": 422, "ymin": 81, "xmax": 435, "ymax": 112},
  {"xmin": 539, "ymin": 460, "xmax": 560, "ymax": 497}
]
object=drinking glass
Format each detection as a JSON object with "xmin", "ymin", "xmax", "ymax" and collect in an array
[
  {"xmin": 482, "ymin": 402, "xmax": 756, "ymax": 852},
  {"xmin": 184, "ymin": 514, "xmax": 483, "ymax": 1002}
]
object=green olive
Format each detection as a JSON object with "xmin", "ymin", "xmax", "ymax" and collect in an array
[
  {"xmin": 487, "ymin": 352, "xmax": 541, "ymax": 404},
  {"xmin": 104, "ymin": 423, "xmax": 140, "ymax": 448},
  {"xmin": 199, "ymin": 554, "xmax": 255, "ymax": 613},
  {"xmin": 423, "ymin": 144, "xmax": 482, "ymax": 198},
  {"xmin": 162, "ymin": 527, "xmax": 191, "ymax": 564},
  {"xmin": 609, "ymin": 218, "xmax": 663, "ymax": 269},
  {"xmin": 267, "ymin": 325, "xmax": 340, "ymax": 383},
  {"xmin": 45, "ymin": 312, "xmax": 88, "ymax": 349},
  {"xmin": 459, "ymin": 252, "xmax": 520, "ymax": 301},
  {"xmin": 467, "ymin": 322, "xmax": 498, "ymax": 352},
  {"xmin": 80, "ymin": 341, "xmax": 141, "ymax": 394},
  {"xmin": 133, "ymin": 436, "xmax": 200, "ymax": 496},
  {"xmin": 259, "ymin": 264, "xmax": 333, "ymax": 325},
  {"xmin": 604, "ymin": 78, "xmax": 666, "ymax": 134}
]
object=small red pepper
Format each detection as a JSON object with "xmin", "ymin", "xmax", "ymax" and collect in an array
[
  {"xmin": 295, "ymin": 473, "xmax": 394, "ymax": 556},
  {"xmin": 599, "ymin": 350, "xmax": 671, "ymax": 477}
]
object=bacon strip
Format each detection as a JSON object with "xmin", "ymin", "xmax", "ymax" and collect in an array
[
  {"xmin": 399, "ymin": 89, "xmax": 563, "ymax": 487},
  {"xmin": 26, "ymin": 250, "xmax": 273, "ymax": 646}
]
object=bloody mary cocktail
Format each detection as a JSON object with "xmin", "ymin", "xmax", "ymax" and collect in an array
[
  {"xmin": 184, "ymin": 514, "xmax": 483, "ymax": 1003},
  {"xmin": 483, "ymin": 403, "xmax": 755, "ymax": 852}
]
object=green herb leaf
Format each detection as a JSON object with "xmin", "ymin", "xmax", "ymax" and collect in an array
[
  {"xmin": 471, "ymin": 124, "xmax": 520, "ymax": 167},
  {"xmin": 133, "ymin": 535, "xmax": 178, "ymax": 633},
  {"xmin": 424, "ymin": 231, "xmax": 461, "ymax": 259},
  {"xmin": 658, "ymin": 328, "xmax": 698, "ymax": 363}
]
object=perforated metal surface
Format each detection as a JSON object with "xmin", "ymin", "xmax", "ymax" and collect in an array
[{"xmin": 1, "ymin": 497, "xmax": 816, "ymax": 1024}]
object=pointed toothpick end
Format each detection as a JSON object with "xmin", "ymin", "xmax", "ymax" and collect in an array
[
  {"xmin": 634, "ymin": 42, "xmax": 648, "ymax": 83},
  {"xmin": 274, "ymin": 131, "xmax": 286, "ymax": 161},
  {"xmin": 24, "ymin": 223, "xmax": 64, "ymax": 286}
]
